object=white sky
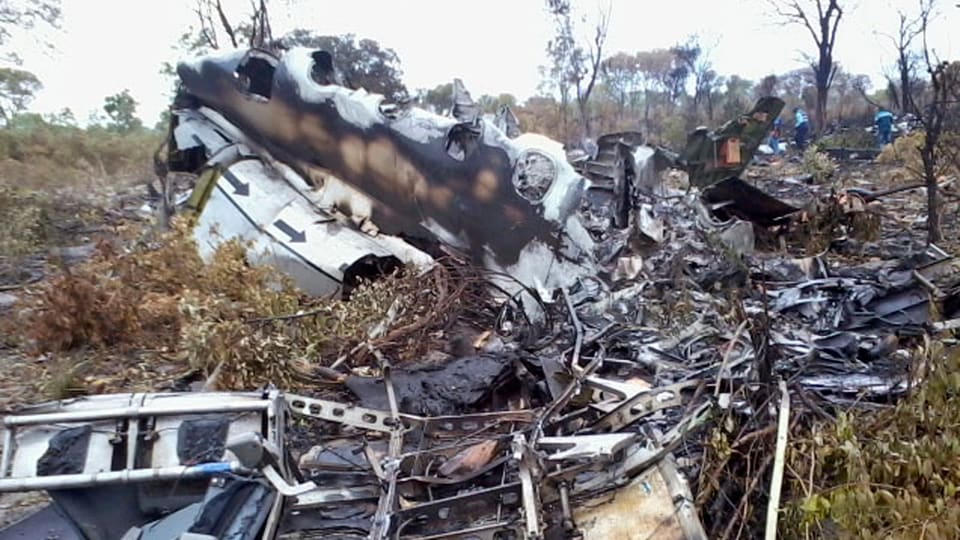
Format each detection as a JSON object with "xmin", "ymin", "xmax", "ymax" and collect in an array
[{"xmin": 7, "ymin": 0, "xmax": 960, "ymax": 126}]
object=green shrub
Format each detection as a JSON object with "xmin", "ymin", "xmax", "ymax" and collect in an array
[
  {"xmin": 784, "ymin": 346, "xmax": 960, "ymax": 539},
  {"xmin": 802, "ymin": 146, "xmax": 836, "ymax": 183}
]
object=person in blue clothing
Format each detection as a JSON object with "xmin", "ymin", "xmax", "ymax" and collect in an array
[
  {"xmin": 875, "ymin": 107, "xmax": 894, "ymax": 146},
  {"xmin": 793, "ymin": 107, "xmax": 810, "ymax": 150},
  {"xmin": 769, "ymin": 117, "xmax": 784, "ymax": 154}
]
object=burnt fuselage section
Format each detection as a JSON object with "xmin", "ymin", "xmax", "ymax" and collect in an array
[{"xmin": 174, "ymin": 48, "xmax": 585, "ymax": 267}]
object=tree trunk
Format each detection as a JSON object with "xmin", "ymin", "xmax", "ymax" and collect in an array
[
  {"xmin": 899, "ymin": 53, "xmax": 912, "ymax": 115},
  {"xmin": 559, "ymin": 89, "xmax": 569, "ymax": 142},
  {"xmin": 643, "ymin": 90, "xmax": 651, "ymax": 140},
  {"xmin": 578, "ymin": 98, "xmax": 591, "ymax": 139},
  {"xmin": 923, "ymin": 146, "xmax": 942, "ymax": 243},
  {"xmin": 815, "ymin": 45, "xmax": 833, "ymax": 133},
  {"xmin": 815, "ymin": 85, "xmax": 828, "ymax": 134}
]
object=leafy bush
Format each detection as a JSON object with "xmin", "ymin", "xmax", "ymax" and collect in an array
[
  {"xmin": 0, "ymin": 184, "xmax": 47, "ymax": 259},
  {"xmin": 878, "ymin": 131, "xmax": 924, "ymax": 167},
  {"xmin": 802, "ymin": 147, "xmax": 836, "ymax": 183}
]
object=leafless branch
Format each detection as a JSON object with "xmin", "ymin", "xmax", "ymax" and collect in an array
[
  {"xmin": 854, "ymin": 78, "xmax": 883, "ymax": 108},
  {"xmin": 581, "ymin": 2, "xmax": 611, "ymax": 105},
  {"xmin": 194, "ymin": 0, "xmax": 218, "ymax": 49},
  {"xmin": 215, "ymin": 0, "xmax": 238, "ymax": 48}
]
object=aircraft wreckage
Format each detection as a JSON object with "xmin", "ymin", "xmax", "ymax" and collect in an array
[
  {"xmin": 3, "ymin": 45, "xmax": 960, "ymax": 539},
  {"xmin": 163, "ymin": 46, "xmax": 778, "ymax": 301}
]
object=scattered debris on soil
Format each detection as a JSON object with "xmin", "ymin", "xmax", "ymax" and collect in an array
[{"xmin": 1, "ymin": 45, "xmax": 959, "ymax": 539}]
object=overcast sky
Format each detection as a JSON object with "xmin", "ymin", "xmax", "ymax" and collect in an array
[{"xmin": 7, "ymin": 0, "xmax": 959, "ymax": 126}]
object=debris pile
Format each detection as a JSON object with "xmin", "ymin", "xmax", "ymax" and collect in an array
[{"xmin": 2, "ymin": 45, "xmax": 960, "ymax": 539}]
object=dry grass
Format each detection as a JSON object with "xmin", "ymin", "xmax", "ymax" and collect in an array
[
  {"xmin": 1, "ymin": 218, "xmax": 490, "ymax": 401},
  {"xmin": 878, "ymin": 131, "xmax": 960, "ymax": 185}
]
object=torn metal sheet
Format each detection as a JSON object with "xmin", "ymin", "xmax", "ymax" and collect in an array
[
  {"xmin": 702, "ymin": 177, "xmax": 800, "ymax": 225},
  {"xmin": 494, "ymin": 105, "xmax": 521, "ymax": 138},
  {"xmin": 571, "ymin": 131, "xmax": 670, "ymax": 241},
  {"xmin": 189, "ymin": 155, "xmax": 434, "ymax": 296},
  {"xmin": 538, "ymin": 433, "xmax": 636, "ymax": 461}
]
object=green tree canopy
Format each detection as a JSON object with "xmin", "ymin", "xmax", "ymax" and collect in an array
[
  {"xmin": 278, "ymin": 31, "xmax": 409, "ymax": 102},
  {"xmin": 0, "ymin": 67, "xmax": 41, "ymax": 123},
  {"xmin": 419, "ymin": 83, "xmax": 453, "ymax": 114},
  {"xmin": 103, "ymin": 89, "xmax": 143, "ymax": 133}
]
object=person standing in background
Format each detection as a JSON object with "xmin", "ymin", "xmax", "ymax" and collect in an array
[
  {"xmin": 875, "ymin": 107, "xmax": 894, "ymax": 146},
  {"xmin": 769, "ymin": 117, "xmax": 784, "ymax": 155},
  {"xmin": 793, "ymin": 107, "xmax": 810, "ymax": 150}
]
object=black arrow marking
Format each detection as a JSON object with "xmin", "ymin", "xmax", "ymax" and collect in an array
[
  {"xmin": 274, "ymin": 219, "xmax": 306, "ymax": 243},
  {"xmin": 222, "ymin": 170, "xmax": 250, "ymax": 196}
]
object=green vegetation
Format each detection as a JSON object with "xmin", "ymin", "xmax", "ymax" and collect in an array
[
  {"xmin": 783, "ymin": 347, "xmax": 960, "ymax": 539},
  {"xmin": 0, "ymin": 184, "xmax": 47, "ymax": 258},
  {"xmin": 802, "ymin": 147, "xmax": 837, "ymax": 184},
  {"xmin": 0, "ymin": 67, "xmax": 41, "ymax": 122},
  {"xmin": 102, "ymin": 89, "xmax": 144, "ymax": 134}
]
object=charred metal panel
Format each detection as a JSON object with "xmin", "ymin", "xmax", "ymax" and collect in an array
[
  {"xmin": 0, "ymin": 505, "xmax": 84, "ymax": 540},
  {"xmin": 187, "ymin": 480, "xmax": 274, "ymax": 540},
  {"xmin": 702, "ymin": 177, "xmax": 800, "ymax": 225},
  {"xmin": 177, "ymin": 417, "xmax": 230, "ymax": 465},
  {"xmin": 572, "ymin": 131, "xmax": 666, "ymax": 238},
  {"xmin": 36, "ymin": 426, "xmax": 91, "ymax": 476},
  {"xmin": 175, "ymin": 48, "xmax": 581, "ymax": 268}
]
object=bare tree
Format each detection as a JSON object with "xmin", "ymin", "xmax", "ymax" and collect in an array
[
  {"xmin": 768, "ymin": 0, "xmax": 845, "ymax": 132},
  {"xmin": 192, "ymin": 0, "xmax": 274, "ymax": 51},
  {"xmin": 544, "ymin": 0, "xmax": 611, "ymax": 140},
  {"xmin": 246, "ymin": 0, "xmax": 273, "ymax": 49},
  {"xmin": 572, "ymin": 3, "xmax": 611, "ymax": 138},
  {"xmin": 904, "ymin": 2, "xmax": 955, "ymax": 244},
  {"xmin": 879, "ymin": 0, "xmax": 935, "ymax": 115},
  {"xmin": 543, "ymin": 4, "xmax": 576, "ymax": 141},
  {"xmin": 193, "ymin": 0, "xmax": 226, "ymax": 49}
]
